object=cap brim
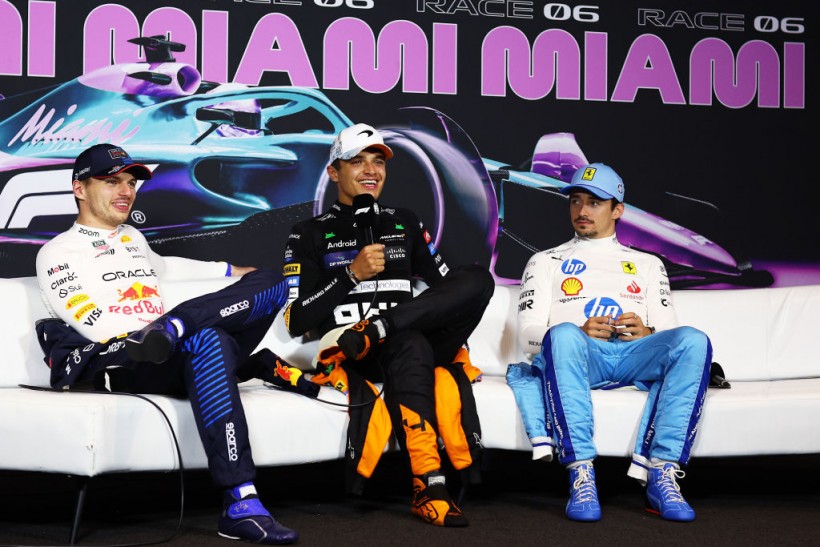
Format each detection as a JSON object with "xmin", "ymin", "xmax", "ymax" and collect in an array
[
  {"xmin": 332, "ymin": 143, "xmax": 394, "ymax": 165},
  {"xmin": 96, "ymin": 163, "xmax": 153, "ymax": 180},
  {"xmin": 560, "ymin": 183, "xmax": 616, "ymax": 200}
]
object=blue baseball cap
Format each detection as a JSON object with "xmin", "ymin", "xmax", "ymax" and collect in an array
[
  {"xmin": 561, "ymin": 163, "xmax": 624, "ymax": 202},
  {"xmin": 72, "ymin": 143, "xmax": 152, "ymax": 181}
]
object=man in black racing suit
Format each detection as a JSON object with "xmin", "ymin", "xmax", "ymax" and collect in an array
[{"xmin": 284, "ymin": 123, "xmax": 494, "ymax": 527}]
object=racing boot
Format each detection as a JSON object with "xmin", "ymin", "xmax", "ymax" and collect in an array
[
  {"xmin": 337, "ymin": 318, "xmax": 387, "ymax": 361},
  {"xmin": 125, "ymin": 314, "xmax": 184, "ymax": 364},
  {"xmin": 645, "ymin": 462, "xmax": 695, "ymax": 522},
  {"xmin": 410, "ymin": 471, "xmax": 468, "ymax": 527},
  {"xmin": 565, "ymin": 462, "xmax": 602, "ymax": 522},
  {"xmin": 218, "ymin": 482, "xmax": 298, "ymax": 545}
]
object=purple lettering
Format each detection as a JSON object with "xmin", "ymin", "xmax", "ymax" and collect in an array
[
  {"xmin": 784, "ymin": 42, "xmax": 805, "ymax": 109},
  {"xmin": 482, "ymin": 27, "xmax": 580, "ymax": 100},
  {"xmin": 201, "ymin": 10, "xmax": 229, "ymax": 83},
  {"xmin": 611, "ymin": 34, "xmax": 685, "ymax": 105},
  {"xmin": 234, "ymin": 13, "xmax": 318, "ymax": 87},
  {"xmin": 28, "ymin": 1, "xmax": 55, "ymax": 77},
  {"xmin": 84, "ymin": 5, "xmax": 140, "ymax": 73},
  {"xmin": 690, "ymin": 38, "xmax": 780, "ymax": 108},
  {"xmin": 0, "ymin": 0, "xmax": 23, "ymax": 76},
  {"xmin": 584, "ymin": 32, "xmax": 607, "ymax": 101},
  {"xmin": 324, "ymin": 18, "xmax": 429, "ymax": 94},
  {"xmin": 432, "ymin": 23, "xmax": 457, "ymax": 95}
]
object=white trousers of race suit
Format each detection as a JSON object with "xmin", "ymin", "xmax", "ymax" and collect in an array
[{"xmin": 507, "ymin": 322, "xmax": 712, "ymax": 483}]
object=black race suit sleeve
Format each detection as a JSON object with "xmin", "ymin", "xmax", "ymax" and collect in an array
[{"xmin": 282, "ymin": 218, "xmax": 357, "ymax": 336}]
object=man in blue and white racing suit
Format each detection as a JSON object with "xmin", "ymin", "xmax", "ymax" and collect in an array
[
  {"xmin": 507, "ymin": 163, "xmax": 712, "ymax": 522},
  {"xmin": 35, "ymin": 144, "xmax": 307, "ymax": 545}
]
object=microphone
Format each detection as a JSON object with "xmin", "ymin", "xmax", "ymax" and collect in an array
[{"xmin": 352, "ymin": 193, "xmax": 378, "ymax": 245}]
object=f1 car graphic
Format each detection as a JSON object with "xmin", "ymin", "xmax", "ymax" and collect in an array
[{"xmin": 0, "ymin": 36, "xmax": 772, "ymax": 288}]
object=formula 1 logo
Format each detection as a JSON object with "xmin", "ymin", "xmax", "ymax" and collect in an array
[{"xmin": 0, "ymin": 167, "xmax": 154, "ymax": 229}]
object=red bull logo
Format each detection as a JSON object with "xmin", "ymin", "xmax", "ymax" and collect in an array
[
  {"xmin": 118, "ymin": 282, "xmax": 161, "ymax": 301},
  {"xmin": 275, "ymin": 360, "xmax": 293, "ymax": 382}
]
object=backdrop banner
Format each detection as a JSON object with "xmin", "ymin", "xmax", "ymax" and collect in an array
[{"xmin": 0, "ymin": 0, "xmax": 814, "ymax": 289}]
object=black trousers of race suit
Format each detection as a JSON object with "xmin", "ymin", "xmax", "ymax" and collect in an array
[
  {"xmin": 348, "ymin": 265, "xmax": 495, "ymax": 471},
  {"xmin": 54, "ymin": 270, "xmax": 288, "ymax": 490}
]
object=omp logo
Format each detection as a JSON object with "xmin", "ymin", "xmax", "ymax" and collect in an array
[
  {"xmin": 561, "ymin": 259, "xmax": 586, "ymax": 275},
  {"xmin": 584, "ymin": 297, "xmax": 622, "ymax": 319},
  {"xmin": 0, "ymin": 167, "xmax": 154, "ymax": 229}
]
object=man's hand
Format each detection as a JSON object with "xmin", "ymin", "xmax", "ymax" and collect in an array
[
  {"xmin": 581, "ymin": 316, "xmax": 616, "ymax": 340},
  {"xmin": 230, "ymin": 265, "xmax": 257, "ymax": 277},
  {"xmin": 348, "ymin": 244, "xmax": 385, "ymax": 281},
  {"xmin": 612, "ymin": 312, "xmax": 652, "ymax": 340}
]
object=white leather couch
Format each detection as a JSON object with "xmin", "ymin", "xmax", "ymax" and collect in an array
[{"xmin": 2, "ymin": 276, "xmax": 820, "ymax": 481}]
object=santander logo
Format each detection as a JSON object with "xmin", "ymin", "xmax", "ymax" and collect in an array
[{"xmin": 627, "ymin": 281, "xmax": 641, "ymax": 294}]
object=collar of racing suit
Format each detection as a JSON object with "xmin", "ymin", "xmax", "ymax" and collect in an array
[{"xmin": 572, "ymin": 233, "xmax": 620, "ymax": 248}]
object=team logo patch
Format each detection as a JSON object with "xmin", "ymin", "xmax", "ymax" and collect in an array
[
  {"xmin": 582, "ymin": 167, "xmax": 596, "ymax": 181},
  {"xmin": 65, "ymin": 294, "xmax": 90, "ymax": 310},
  {"xmin": 626, "ymin": 281, "xmax": 641, "ymax": 294},
  {"xmin": 621, "ymin": 261, "xmax": 637, "ymax": 275},
  {"xmin": 121, "ymin": 235, "xmax": 132, "ymax": 243},
  {"xmin": 561, "ymin": 259, "xmax": 586, "ymax": 276},
  {"xmin": 109, "ymin": 148, "xmax": 128, "ymax": 159},
  {"xmin": 584, "ymin": 297, "xmax": 623, "ymax": 319},
  {"xmin": 561, "ymin": 277, "xmax": 583, "ymax": 296}
]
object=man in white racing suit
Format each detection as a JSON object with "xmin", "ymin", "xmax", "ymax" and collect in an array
[
  {"xmin": 507, "ymin": 163, "xmax": 712, "ymax": 522},
  {"xmin": 35, "ymin": 143, "xmax": 303, "ymax": 545}
]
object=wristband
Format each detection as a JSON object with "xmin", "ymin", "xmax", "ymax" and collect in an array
[
  {"xmin": 345, "ymin": 265, "xmax": 359, "ymax": 285},
  {"xmin": 225, "ymin": 263, "xmax": 232, "ymax": 277},
  {"xmin": 647, "ymin": 326, "xmax": 656, "ymax": 334}
]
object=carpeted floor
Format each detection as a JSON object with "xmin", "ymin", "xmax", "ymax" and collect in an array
[{"xmin": 1, "ymin": 451, "xmax": 818, "ymax": 546}]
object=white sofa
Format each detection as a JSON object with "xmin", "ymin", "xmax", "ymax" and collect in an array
[{"xmin": 3, "ymin": 276, "xmax": 820, "ymax": 481}]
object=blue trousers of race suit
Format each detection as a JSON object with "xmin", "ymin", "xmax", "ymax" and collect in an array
[
  {"xmin": 56, "ymin": 269, "xmax": 289, "ymax": 490},
  {"xmin": 509, "ymin": 322, "xmax": 711, "ymax": 482}
]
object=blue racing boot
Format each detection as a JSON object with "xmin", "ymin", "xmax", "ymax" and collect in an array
[
  {"xmin": 646, "ymin": 463, "xmax": 695, "ymax": 522},
  {"xmin": 565, "ymin": 463, "xmax": 601, "ymax": 522},
  {"xmin": 218, "ymin": 483, "xmax": 298, "ymax": 544},
  {"xmin": 125, "ymin": 315, "xmax": 183, "ymax": 364}
]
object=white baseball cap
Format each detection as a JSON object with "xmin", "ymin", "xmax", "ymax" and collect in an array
[{"xmin": 328, "ymin": 123, "xmax": 394, "ymax": 165}]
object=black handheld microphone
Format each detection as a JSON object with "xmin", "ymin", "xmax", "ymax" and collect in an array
[{"xmin": 352, "ymin": 193, "xmax": 378, "ymax": 245}]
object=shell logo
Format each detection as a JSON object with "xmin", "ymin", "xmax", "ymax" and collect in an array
[
  {"xmin": 121, "ymin": 235, "xmax": 132, "ymax": 243},
  {"xmin": 561, "ymin": 277, "xmax": 583, "ymax": 296}
]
